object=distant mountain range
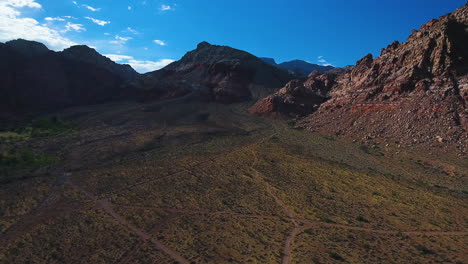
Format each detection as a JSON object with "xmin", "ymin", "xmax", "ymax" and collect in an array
[
  {"xmin": 1, "ymin": 3, "xmax": 467, "ymax": 154},
  {"xmin": 260, "ymin": 57, "xmax": 335, "ymax": 76}
]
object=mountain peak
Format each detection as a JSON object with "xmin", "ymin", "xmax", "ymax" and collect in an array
[
  {"xmin": 197, "ymin": 41, "xmax": 212, "ymax": 49},
  {"xmin": 5, "ymin": 39, "xmax": 50, "ymax": 57},
  {"xmin": 260, "ymin": 57, "xmax": 278, "ymax": 66}
]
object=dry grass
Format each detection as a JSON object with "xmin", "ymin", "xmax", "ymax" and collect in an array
[{"xmin": 1, "ymin": 100, "xmax": 466, "ymax": 263}]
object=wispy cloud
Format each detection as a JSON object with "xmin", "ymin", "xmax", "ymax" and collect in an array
[
  {"xmin": 104, "ymin": 54, "xmax": 133, "ymax": 62},
  {"xmin": 0, "ymin": 0, "xmax": 76, "ymax": 50},
  {"xmin": 126, "ymin": 27, "xmax": 139, "ymax": 34},
  {"xmin": 160, "ymin": 4, "xmax": 172, "ymax": 11},
  {"xmin": 153, "ymin": 39, "xmax": 166, "ymax": 46},
  {"xmin": 317, "ymin": 56, "xmax": 333, "ymax": 66},
  {"xmin": 105, "ymin": 54, "xmax": 174, "ymax": 73},
  {"xmin": 85, "ymin": 16, "xmax": 110, "ymax": 26},
  {"xmin": 45, "ymin": 17, "xmax": 66, "ymax": 21},
  {"xmin": 109, "ymin": 35, "xmax": 132, "ymax": 45},
  {"xmin": 128, "ymin": 6, "xmax": 132, "ymax": 11},
  {"xmin": 72, "ymin": 1, "xmax": 78, "ymax": 5},
  {"xmin": 82, "ymin": 4, "xmax": 100, "ymax": 12},
  {"xmin": 63, "ymin": 22, "xmax": 85, "ymax": 33}
]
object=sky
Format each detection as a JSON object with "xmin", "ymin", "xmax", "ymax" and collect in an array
[{"xmin": 0, "ymin": 0, "xmax": 466, "ymax": 73}]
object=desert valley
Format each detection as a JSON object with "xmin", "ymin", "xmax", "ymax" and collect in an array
[{"xmin": 0, "ymin": 2, "xmax": 467, "ymax": 264}]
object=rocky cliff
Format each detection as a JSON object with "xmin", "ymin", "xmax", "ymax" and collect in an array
[
  {"xmin": 249, "ymin": 70, "xmax": 343, "ymax": 117},
  {"xmin": 133, "ymin": 42, "xmax": 294, "ymax": 103},
  {"xmin": 0, "ymin": 39, "xmax": 139, "ymax": 114},
  {"xmin": 254, "ymin": 4, "xmax": 468, "ymax": 154}
]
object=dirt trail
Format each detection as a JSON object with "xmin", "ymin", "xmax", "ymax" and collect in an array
[
  {"xmin": 248, "ymin": 147, "xmax": 468, "ymax": 264},
  {"xmin": 67, "ymin": 182, "xmax": 190, "ymax": 264},
  {"xmin": 281, "ymin": 224, "xmax": 314, "ymax": 264},
  {"xmin": 251, "ymin": 149, "xmax": 303, "ymax": 264}
]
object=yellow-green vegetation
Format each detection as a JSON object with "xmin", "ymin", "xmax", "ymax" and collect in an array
[
  {"xmin": 0, "ymin": 116, "xmax": 76, "ymax": 143},
  {"xmin": 1, "ymin": 208, "xmax": 139, "ymax": 264},
  {"xmin": 159, "ymin": 215, "xmax": 292, "ymax": 263},
  {"xmin": 292, "ymin": 227, "xmax": 467, "ymax": 264},
  {"xmin": 118, "ymin": 241, "xmax": 175, "ymax": 264},
  {"xmin": 113, "ymin": 206, "xmax": 168, "ymax": 232},
  {"xmin": 0, "ymin": 147, "xmax": 58, "ymax": 177},
  {"xmin": 251, "ymin": 142, "xmax": 467, "ymax": 231},
  {"xmin": 0, "ymin": 177, "xmax": 53, "ymax": 232},
  {"xmin": 0, "ymin": 100, "xmax": 466, "ymax": 264}
]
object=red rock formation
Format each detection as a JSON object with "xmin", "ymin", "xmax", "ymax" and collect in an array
[
  {"xmin": 297, "ymin": 4, "xmax": 468, "ymax": 154},
  {"xmin": 249, "ymin": 71, "xmax": 342, "ymax": 117},
  {"xmin": 133, "ymin": 42, "xmax": 294, "ymax": 103}
]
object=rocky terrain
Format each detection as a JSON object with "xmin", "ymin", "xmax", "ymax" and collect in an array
[
  {"xmin": 132, "ymin": 42, "xmax": 294, "ymax": 103},
  {"xmin": 1, "ymin": 4, "xmax": 467, "ymax": 264},
  {"xmin": 0, "ymin": 39, "xmax": 138, "ymax": 115},
  {"xmin": 261, "ymin": 58, "xmax": 335, "ymax": 76},
  {"xmin": 249, "ymin": 70, "xmax": 344, "ymax": 117},
  {"xmin": 253, "ymin": 4, "xmax": 468, "ymax": 154}
]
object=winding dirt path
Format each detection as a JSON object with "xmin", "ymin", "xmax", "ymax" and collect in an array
[
  {"xmin": 67, "ymin": 182, "xmax": 190, "ymax": 264},
  {"xmin": 281, "ymin": 224, "xmax": 314, "ymax": 264}
]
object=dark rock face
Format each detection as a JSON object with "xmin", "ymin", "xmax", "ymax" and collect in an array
[
  {"xmin": 298, "ymin": 4, "xmax": 468, "ymax": 153},
  {"xmin": 134, "ymin": 42, "xmax": 294, "ymax": 103},
  {"xmin": 4, "ymin": 39, "xmax": 49, "ymax": 58},
  {"xmin": 278, "ymin": 60, "xmax": 335, "ymax": 76},
  {"xmin": 260, "ymin": 57, "xmax": 278, "ymax": 66},
  {"xmin": 261, "ymin": 58, "xmax": 335, "ymax": 76},
  {"xmin": 0, "ymin": 39, "xmax": 139, "ymax": 113},
  {"xmin": 61, "ymin": 45, "xmax": 138, "ymax": 81},
  {"xmin": 249, "ymin": 71, "xmax": 341, "ymax": 117}
]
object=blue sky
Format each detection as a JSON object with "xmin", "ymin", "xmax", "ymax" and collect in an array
[{"xmin": 0, "ymin": 0, "xmax": 465, "ymax": 73}]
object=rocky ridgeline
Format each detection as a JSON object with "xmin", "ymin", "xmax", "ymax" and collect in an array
[
  {"xmin": 132, "ymin": 42, "xmax": 294, "ymax": 103},
  {"xmin": 252, "ymin": 4, "xmax": 468, "ymax": 154},
  {"xmin": 0, "ymin": 39, "xmax": 138, "ymax": 114},
  {"xmin": 249, "ymin": 70, "xmax": 343, "ymax": 117}
]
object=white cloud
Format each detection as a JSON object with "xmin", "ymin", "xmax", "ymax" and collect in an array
[
  {"xmin": 45, "ymin": 17, "xmax": 65, "ymax": 21},
  {"xmin": 82, "ymin": 4, "xmax": 100, "ymax": 12},
  {"xmin": 160, "ymin": 4, "xmax": 172, "ymax": 11},
  {"xmin": 63, "ymin": 22, "xmax": 85, "ymax": 32},
  {"xmin": 105, "ymin": 53, "xmax": 174, "ymax": 73},
  {"xmin": 317, "ymin": 56, "xmax": 334, "ymax": 67},
  {"xmin": 84, "ymin": 16, "xmax": 110, "ymax": 26},
  {"xmin": 128, "ymin": 59, "xmax": 175, "ymax": 73},
  {"xmin": 128, "ymin": 6, "xmax": 132, "ymax": 10},
  {"xmin": 0, "ymin": 0, "xmax": 76, "ymax": 50},
  {"xmin": 103, "ymin": 32, "xmax": 110, "ymax": 36},
  {"xmin": 104, "ymin": 54, "xmax": 133, "ymax": 62},
  {"xmin": 3, "ymin": 0, "xmax": 41, "ymax": 9},
  {"xmin": 126, "ymin": 27, "xmax": 138, "ymax": 34},
  {"xmin": 109, "ymin": 35, "xmax": 132, "ymax": 45},
  {"xmin": 153, "ymin": 39, "xmax": 166, "ymax": 46},
  {"xmin": 72, "ymin": 1, "xmax": 78, "ymax": 5}
]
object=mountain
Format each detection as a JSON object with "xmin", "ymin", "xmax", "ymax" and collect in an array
[
  {"xmin": 249, "ymin": 70, "xmax": 344, "ymax": 117},
  {"xmin": 0, "ymin": 39, "xmax": 139, "ymax": 114},
  {"xmin": 132, "ymin": 42, "xmax": 294, "ymax": 103},
  {"xmin": 260, "ymin": 57, "xmax": 278, "ymax": 66},
  {"xmin": 261, "ymin": 57, "xmax": 335, "ymax": 76},
  {"xmin": 278, "ymin": 60, "xmax": 335, "ymax": 76},
  {"xmin": 253, "ymin": 4, "xmax": 468, "ymax": 154}
]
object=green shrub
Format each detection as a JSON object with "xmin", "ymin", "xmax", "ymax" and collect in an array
[{"xmin": 0, "ymin": 148, "xmax": 58, "ymax": 175}]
